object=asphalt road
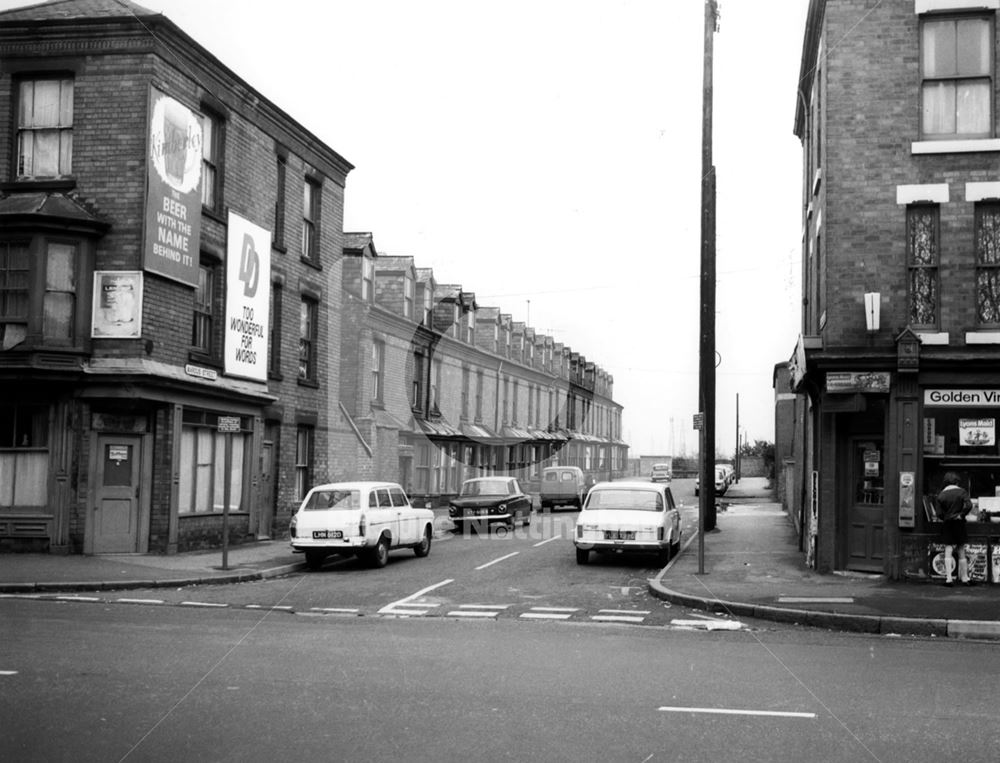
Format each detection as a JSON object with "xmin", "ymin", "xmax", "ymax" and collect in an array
[{"xmin": 3, "ymin": 599, "xmax": 999, "ymax": 762}]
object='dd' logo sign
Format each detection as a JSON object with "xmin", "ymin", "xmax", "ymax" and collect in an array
[{"xmin": 239, "ymin": 233, "xmax": 260, "ymax": 298}]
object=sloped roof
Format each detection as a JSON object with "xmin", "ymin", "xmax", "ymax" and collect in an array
[
  {"xmin": 0, "ymin": 0, "xmax": 159, "ymax": 22},
  {"xmin": 0, "ymin": 192, "xmax": 109, "ymax": 231}
]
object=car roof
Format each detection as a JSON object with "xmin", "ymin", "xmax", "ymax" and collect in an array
[
  {"xmin": 463, "ymin": 476, "xmax": 511, "ymax": 482},
  {"xmin": 306, "ymin": 482, "xmax": 402, "ymax": 491},
  {"xmin": 543, "ymin": 466, "xmax": 581, "ymax": 472},
  {"xmin": 591, "ymin": 480, "xmax": 665, "ymax": 490}
]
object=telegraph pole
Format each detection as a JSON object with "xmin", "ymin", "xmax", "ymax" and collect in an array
[{"xmin": 698, "ymin": 0, "xmax": 720, "ymax": 574}]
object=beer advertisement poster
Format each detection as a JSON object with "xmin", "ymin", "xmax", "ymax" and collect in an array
[{"xmin": 143, "ymin": 86, "xmax": 203, "ymax": 287}]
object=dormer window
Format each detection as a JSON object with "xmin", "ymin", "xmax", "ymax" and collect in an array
[
  {"xmin": 362, "ymin": 257, "xmax": 374, "ymax": 303},
  {"xmin": 404, "ymin": 275, "xmax": 414, "ymax": 319}
]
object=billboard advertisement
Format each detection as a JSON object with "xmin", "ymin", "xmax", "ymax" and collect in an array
[
  {"xmin": 143, "ymin": 86, "xmax": 203, "ymax": 287},
  {"xmin": 225, "ymin": 211, "xmax": 271, "ymax": 381}
]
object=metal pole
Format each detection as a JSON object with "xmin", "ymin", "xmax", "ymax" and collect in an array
[
  {"xmin": 698, "ymin": 0, "xmax": 720, "ymax": 576},
  {"xmin": 222, "ymin": 433, "xmax": 232, "ymax": 570},
  {"xmin": 735, "ymin": 393, "xmax": 740, "ymax": 482}
]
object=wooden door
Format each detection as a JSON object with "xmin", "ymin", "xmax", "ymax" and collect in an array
[
  {"xmin": 846, "ymin": 438, "xmax": 885, "ymax": 572},
  {"xmin": 93, "ymin": 436, "xmax": 142, "ymax": 554}
]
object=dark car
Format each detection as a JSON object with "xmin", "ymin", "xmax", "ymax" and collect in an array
[{"xmin": 449, "ymin": 477, "xmax": 532, "ymax": 530}]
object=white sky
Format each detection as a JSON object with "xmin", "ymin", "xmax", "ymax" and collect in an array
[{"xmin": 4, "ymin": 0, "xmax": 809, "ymax": 458}]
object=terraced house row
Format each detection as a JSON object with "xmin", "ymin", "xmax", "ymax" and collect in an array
[{"xmin": 0, "ymin": 0, "xmax": 626, "ymax": 555}]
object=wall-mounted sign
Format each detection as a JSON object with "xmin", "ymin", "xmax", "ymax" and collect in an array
[
  {"xmin": 92, "ymin": 271, "xmax": 143, "ymax": 338},
  {"xmin": 959, "ymin": 418, "xmax": 995, "ymax": 447},
  {"xmin": 224, "ymin": 211, "xmax": 271, "ymax": 381},
  {"xmin": 143, "ymin": 86, "xmax": 203, "ymax": 287},
  {"xmin": 925, "ymin": 389, "xmax": 1000, "ymax": 407},
  {"xmin": 217, "ymin": 416, "xmax": 241, "ymax": 433},
  {"xmin": 826, "ymin": 371, "xmax": 891, "ymax": 393}
]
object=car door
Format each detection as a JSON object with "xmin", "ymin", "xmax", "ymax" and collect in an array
[
  {"xmin": 390, "ymin": 485, "xmax": 418, "ymax": 544},
  {"xmin": 509, "ymin": 478, "xmax": 528, "ymax": 517},
  {"xmin": 663, "ymin": 486, "xmax": 680, "ymax": 542},
  {"xmin": 368, "ymin": 487, "xmax": 399, "ymax": 547}
]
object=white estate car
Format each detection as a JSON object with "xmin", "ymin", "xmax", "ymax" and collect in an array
[
  {"xmin": 574, "ymin": 480, "xmax": 681, "ymax": 566},
  {"xmin": 289, "ymin": 482, "xmax": 434, "ymax": 570}
]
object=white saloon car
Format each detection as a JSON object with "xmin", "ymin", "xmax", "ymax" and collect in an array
[
  {"xmin": 574, "ymin": 481, "xmax": 681, "ymax": 566},
  {"xmin": 289, "ymin": 482, "xmax": 434, "ymax": 570}
]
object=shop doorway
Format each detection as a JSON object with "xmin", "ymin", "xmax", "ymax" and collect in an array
[
  {"xmin": 846, "ymin": 437, "xmax": 885, "ymax": 572},
  {"xmin": 258, "ymin": 439, "xmax": 275, "ymax": 539},
  {"xmin": 93, "ymin": 435, "xmax": 142, "ymax": 553}
]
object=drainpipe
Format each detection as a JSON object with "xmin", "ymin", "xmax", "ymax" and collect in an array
[{"xmin": 494, "ymin": 360, "xmax": 504, "ymax": 434}]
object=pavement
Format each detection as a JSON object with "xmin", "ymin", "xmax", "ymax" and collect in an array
[
  {"xmin": 3, "ymin": 478, "xmax": 1000, "ymax": 640},
  {"xmin": 650, "ymin": 478, "xmax": 1000, "ymax": 640}
]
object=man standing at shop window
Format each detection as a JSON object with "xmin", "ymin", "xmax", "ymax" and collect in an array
[{"xmin": 936, "ymin": 472, "xmax": 974, "ymax": 587}]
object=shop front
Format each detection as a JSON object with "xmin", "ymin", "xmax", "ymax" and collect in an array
[{"xmin": 909, "ymin": 387, "xmax": 1000, "ymax": 584}]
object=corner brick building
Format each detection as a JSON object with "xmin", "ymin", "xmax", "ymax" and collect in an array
[{"xmin": 782, "ymin": 0, "xmax": 1000, "ymax": 580}]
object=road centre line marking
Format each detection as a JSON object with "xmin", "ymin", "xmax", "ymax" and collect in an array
[
  {"xmin": 521, "ymin": 612, "xmax": 573, "ymax": 620},
  {"xmin": 55, "ymin": 595, "xmax": 100, "ymax": 602},
  {"xmin": 530, "ymin": 607, "xmax": 579, "ymax": 612},
  {"xmin": 599, "ymin": 609, "xmax": 651, "ymax": 615},
  {"xmin": 246, "ymin": 605, "xmax": 293, "ymax": 611},
  {"xmin": 180, "ymin": 601, "xmax": 228, "ymax": 608},
  {"xmin": 458, "ymin": 603, "xmax": 510, "ymax": 610},
  {"xmin": 591, "ymin": 615, "xmax": 646, "ymax": 623},
  {"xmin": 475, "ymin": 552, "xmax": 520, "ymax": 570},
  {"xmin": 778, "ymin": 597, "xmax": 855, "ymax": 604},
  {"xmin": 378, "ymin": 579, "xmax": 454, "ymax": 614},
  {"xmin": 117, "ymin": 598, "xmax": 165, "ymax": 605},
  {"xmin": 533, "ymin": 536, "xmax": 563, "ymax": 547},
  {"xmin": 0, "ymin": 671, "xmax": 17, "ymax": 676},
  {"xmin": 658, "ymin": 707, "xmax": 816, "ymax": 719},
  {"xmin": 447, "ymin": 610, "xmax": 500, "ymax": 618}
]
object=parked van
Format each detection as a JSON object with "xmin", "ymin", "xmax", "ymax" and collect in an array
[{"xmin": 540, "ymin": 466, "xmax": 587, "ymax": 510}]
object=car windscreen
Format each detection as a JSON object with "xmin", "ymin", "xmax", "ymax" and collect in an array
[
  {"xmin": 461, "ymin": 479, "xmax": 508, "ymax": 496},
  {"xmin": 585, "ymin": 489, "xmax": 663, "ymax": 511},
  {"xmin": 303, "ymin": 489, "xmax": 360, "ymax": 511}
]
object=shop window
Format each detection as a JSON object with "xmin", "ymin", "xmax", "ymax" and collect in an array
[
  {"xmin": 921, "ymin": 15, "xmax": 993, "ymax": 140},
  {"xmin": 16, "ymin": 77, "xmax": 73, "ymax": 179},
  {"xmin": 976, "ymin": 203, "xmax": 1000, "ymax": 325},
  {"xmin": 907, "ymin": 205, "xmax": 939, "ymax": 327},
  {"xmin": 178, "ymin": 414, "xmax": 248, "ymax": 514}
]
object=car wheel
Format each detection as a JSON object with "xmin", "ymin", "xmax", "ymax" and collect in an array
[
  {"xmin": 414, "ymin": 526, "xmax": 432, "ymax": 557},
  {"xmin": 305, "ymin": 550, "xmax": 326, "ymax": 570},
  {"xmin": 524, "ymin": 509, "xmax": 531, "ymax": 527},
  {"xmin": 576, "ymin": 548, "xmax": 589, "ymax": 565},
  {"xmin": 369, "ymin": 536, "xmax": 390, "ymax": 568}
]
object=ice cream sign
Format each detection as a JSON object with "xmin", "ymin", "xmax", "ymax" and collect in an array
[
  {"xmin": 143, "ymin": 86, "xmax": 203, "ymax": 287},
  {"xmin": 959, "ymin": 418, "xmax": 995, "ymax": 447}
]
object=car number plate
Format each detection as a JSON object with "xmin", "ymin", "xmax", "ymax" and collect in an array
[
  {"xmin": 604, "ymin": 530, "xmax": 635, "ymax": 540},
  {"xmin": 312, "ymin": 530, "xmax": 343, "ymax": 539}
]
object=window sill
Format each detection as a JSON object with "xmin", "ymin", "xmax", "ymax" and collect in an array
[
  {"xmin": 187, "ymin": 351, "xmax": 222, "ymax": 368},
  {"xmin": 965, "ymin": 331, "xmax": 1000, "ymax": 344},
  {"xmin": 916, "ymin": 332, "xmax": 949, "ymax": 345},
  {"xmin": 912, "ymin": 139, "xmax": 1000, "ymax": 155},
  {"xmin": 296, "ymin": 377, "xmax": 319, "ymax": 389},
  {"xmin": 0, "ymin": 178, "xmax": 76, "ymax": 192},
  {"xmin": 300, "ymin": 255, "xmax": 322, "ymax": 271}
]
